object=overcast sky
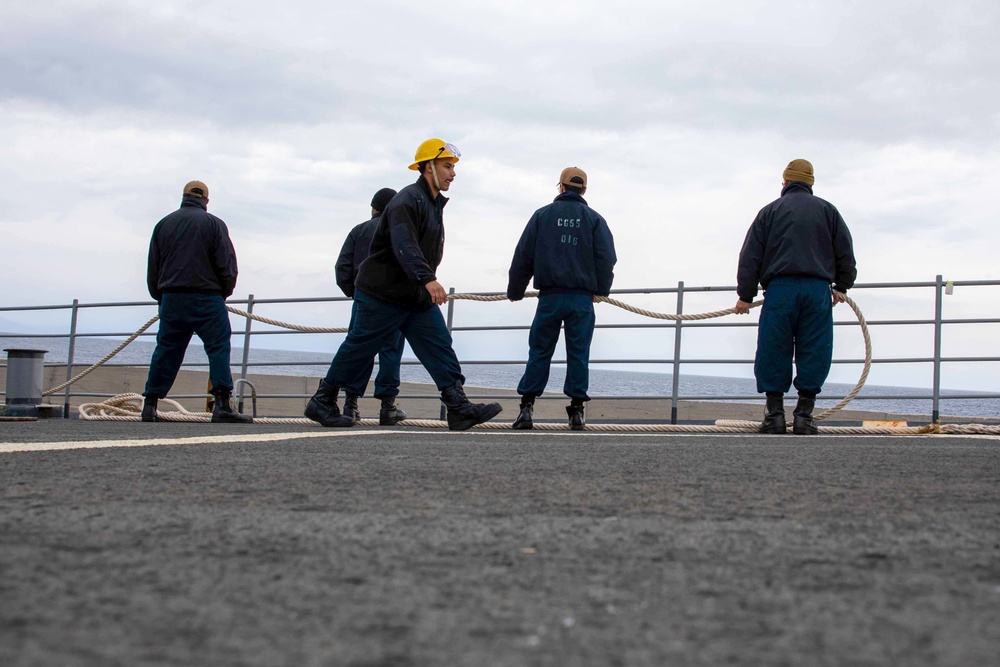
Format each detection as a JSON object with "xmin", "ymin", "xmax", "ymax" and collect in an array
[{"xmin": 2, "ymin": 1, "xmax": 998, "ymax": 391}]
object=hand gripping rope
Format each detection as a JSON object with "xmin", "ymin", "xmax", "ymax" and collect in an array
[{"xmin": 65, "ymin": 292, "xmax": 999, "ymax": 435}]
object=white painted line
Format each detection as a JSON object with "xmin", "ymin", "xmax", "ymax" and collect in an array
[
  {"xmin": 454, "ymin": 431, "xmax": 940, "ymax": 439},
  {"xmin": 2, "ymin": 427, "xmax": 987, "ymax": 454},
  {"xmin": 0, "ymin": 430, "xmax": 384, "ymax": 454}
]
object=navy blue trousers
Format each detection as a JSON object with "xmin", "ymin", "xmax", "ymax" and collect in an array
[
  {"xmin": 324, "ymin": 290, "xmax": 463, "ymax": 394},
  {"xmin": 144, "ymin": 293, "xmax": 233, "ymax": 398},
  {"xmin": 517, "ymin": 293, "xmax": 596, "ymax": 401},
  {"xmin": 754, "ymin": 277, "xmax": 833, "ymax": 397},
  {"xmin": 347, "ymin": 300, "xmax": 405, "ymax": 399}
]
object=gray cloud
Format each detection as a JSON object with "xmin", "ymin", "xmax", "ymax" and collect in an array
[
  {"xmin": 4, "ymin": 1, "xmax": 996, "ymax": 149},
  {"xmin": 0, "ymin": 5, "xmax": 346, "ymax": 125}
]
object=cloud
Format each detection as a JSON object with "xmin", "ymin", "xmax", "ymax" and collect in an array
[{"xmin": 5, "ymin": 2, "xmax": 996, "ymax": 145}]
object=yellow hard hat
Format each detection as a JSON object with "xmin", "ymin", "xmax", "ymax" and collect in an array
[{"xmin": 409, "ymin": 138, "xmax": 461, "ymax": 171}]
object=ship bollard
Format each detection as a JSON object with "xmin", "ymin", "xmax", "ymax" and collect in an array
[{"xmin": 1, "ymin": 348, "xmax": 58, "ymax": 419}]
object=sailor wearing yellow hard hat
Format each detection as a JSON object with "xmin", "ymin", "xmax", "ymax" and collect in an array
[{"xmin": 305, "ymin": 138, "xmax": 502, "ymax": 431}]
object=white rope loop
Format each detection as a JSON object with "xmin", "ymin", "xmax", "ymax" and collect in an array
[{"xmin": 814, "ymin": 294, "xmax": 871, "ymax": 421}]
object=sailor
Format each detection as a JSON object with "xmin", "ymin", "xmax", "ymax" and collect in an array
[
  {"xmin": 507, "ymin": 167, "xmax": 617, "ymax": 430},
  {"xmin": 734, "ymin": 159, "xmax": 857, "ymax": 435},
  {"xmin": 305, "ymin": 139, "xmax": 503, "ymax": 431},
  {"xmin": 334, "ymin": 187, "xmax": 407, "ymax": 425},
  {"xmin": 142, "ymin": 180, "xmax": 252, "ymax": 423}
]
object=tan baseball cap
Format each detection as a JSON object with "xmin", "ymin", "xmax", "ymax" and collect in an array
[
  {"xmin": 183, "ymin": 180, "xmax": 209, "ymax": 198},
  {"xmin": 559, "ymin": 167, "xmax": 587, "ymax": 189}
]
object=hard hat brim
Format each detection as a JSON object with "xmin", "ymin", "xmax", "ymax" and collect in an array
[{"xmin": 409, "ymin": 155, "xmax": 460, "ymax": 171}]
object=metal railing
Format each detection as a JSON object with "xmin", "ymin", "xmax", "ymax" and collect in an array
[{"xmin": 2, "ymin": 275, "xmax": 999, "ymax": 422}]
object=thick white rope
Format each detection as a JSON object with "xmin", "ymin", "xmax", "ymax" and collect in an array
[
  {"xmin": 43, "ymin": 315, "xmax": 161, "ymax": 396},
  {"xmin": 815, "ymin": 295, "xmax": 871, "ymax": 420},
  {"xmin": 224, "ymin": 307, "xmax": 348, "ymax": 333}
]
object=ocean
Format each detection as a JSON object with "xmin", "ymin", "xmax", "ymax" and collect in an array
[{"xmin": 4, "ymin": 334, "xmax": 999, "ymax": 419}]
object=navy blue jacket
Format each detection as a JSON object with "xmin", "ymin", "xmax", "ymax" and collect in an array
[
  {"xmin": 737, "ymin": 181, "xmax": 857, "ymax": 302},
  {"xmin": 335, "ymin": 214, "xmax": 381, "ymax": 298},
  {"xmin": 146, "ymin": 196, "xmax": 239, "ymax": 301},
  {"xmin": 507, "ymin": 191, "xmax": 617, "ymax": 300},
  {"xmin": 355, "ymin": 178, "xmax": 446, "ymax": 311}
]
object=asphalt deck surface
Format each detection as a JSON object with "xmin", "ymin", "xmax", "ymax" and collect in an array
[{"xmin": 1, "ymin": 420, "xmax": 999, "ymax": 667}]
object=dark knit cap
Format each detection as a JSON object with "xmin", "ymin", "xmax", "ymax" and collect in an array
[
  {"xmin": 371, "ymin": 188, "xmax": 397, "ymax": 213},
  {"xmin": 782, "ymin": 159, "xmax": 815, "ymax": 186}
]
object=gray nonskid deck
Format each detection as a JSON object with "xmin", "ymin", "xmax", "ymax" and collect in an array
[{"xmin": 1, "ymin": 421, "xmax": 998, "ymax": 666}]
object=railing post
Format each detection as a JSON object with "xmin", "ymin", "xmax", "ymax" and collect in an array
[
  {"xmin": 671, "ymin": 282, "xmax": 684, "ymax": 425},
  {"xmin": 932, "ymin": 275, "xmax": 943, "ymax": 423},
  {"xmin": 238, "ymin": 294, "xmax": 254, "ymax": 407},
  {"xmin": 63, "ymin": 298, "xmax": 79, "ymax": 419},
  {"xmin": 440, "ymin": 287, "xmax": 456, "ymax": 421}
]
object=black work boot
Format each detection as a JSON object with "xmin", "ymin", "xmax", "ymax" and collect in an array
[
  {"xmin": 566, "ymin": 399, "xmax": 586, "ymax": 431},
  {"xmin": 759, "ymin": 394, "xmax": 786, "ymax": 434},
  {"xmin": 792, "ymin": 395, "xmax": 818, "ymax": 435},
  {"xmin": 211, "ymin": 389, "xmax": 253, "ymax": 424},
  {"xmin": 343, "ymin": 394, "xmax": 361, "ymax": 424},
  {"xmin": 512, "ymin": 398, "xmax": 534, "ymax": 430},
  {"xmin": 141, "ymin": 396, "xmax": 158, "ymax": 422},
  {"xmin": 379, "ymin": 398, "xmax": 407, "ymax": 426},
  {"xmin": 304, "ymin": 379, "xmax": 354, "ymax": 427},
  {"xmin": 440, "ymin": 382, "xmax": 502, "ymax": 431}
]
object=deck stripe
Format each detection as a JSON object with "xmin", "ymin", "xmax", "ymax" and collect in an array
[
  {"xmin": 0, "ymin": 429, "xmax": 757, "ymax": 453},
  {"xmin": 0, "ymin": 428, "xmax": 911, "ymax": 453},
  {"xmin": 0, "ymin": 430, "xmax": 384, "ymax": 453}
]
